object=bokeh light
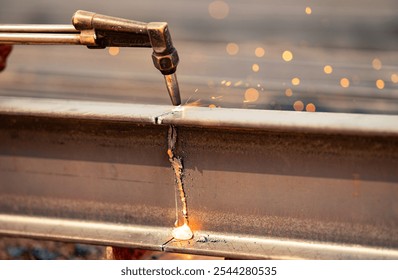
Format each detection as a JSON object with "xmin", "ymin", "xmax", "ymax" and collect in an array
[
  {"xmin": 226, "ymin": 43, "xmax": 239, "ymax": 55},
  {"xmin": 306, "ymin": 103, "xmax": 316, "ymax": 112},
  {"xmin": 376, "ymin": 79, "xmax": 385, "ymax": 90},
  {"xmin": 293, "ymin": 100, "xmax": 304, "ymax": 111},
  {"xmin": 372, "ymin": 58, "xmax": 382, "ymax": 70},
  {"xmin": 340, "ymin": 78, "xmax": 350, "ymax": 88},
  {"xmin": 244, "ymin": 88, "xmax": 260, "ymax": 102},
  {"xmin": 255, "ymin": 47, "xmax": 265, "ymax": 57},
  {"xmin": 108, "ymin": 47, "xmax": 120, "ymax": 56},
  {"xmin": 252, "ymin": 64, "xmax": 260, "ymax": 72},
  {"xmin": 323, "ymin": 65, "xmax": 333, "ymax": 74},
  {"xmin": 285, "ymin": 88, "xmax": 293, "ymax": 97},
  {"xmin": 208, "ymin": 1, "xmax": 229, "ymax": 20},
  {"xmin": 282, "ymin": 50, "xmax": 293, "ymax": 62},
  {"xmin": 391, "ymin": 73, "xmax": 398, "ymax": 83},
  {"xmin": 305, "ymin": 7, "xmax": 312, "ymax": 15},
  {"xmin": 291, "ymin": 77, "xmax": 300, "ymax": 86}
]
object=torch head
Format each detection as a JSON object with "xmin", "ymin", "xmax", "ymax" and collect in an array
[
  {"xmin": 71, "ymin": 11, "xmax": 182, "ymax": 106},
  {"xmin": 147, "ymin": 22, "xmax": 181, "ymax": 106}
]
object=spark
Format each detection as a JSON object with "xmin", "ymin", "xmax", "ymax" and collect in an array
[
  {"xmin": 340, "ymin": 78, "xmax": 350, "ymax": 88},
  {"xmin": 285, "ymin": 88, "xmax": 293, "ymax": 97},
  {"xmin": 226, "ymin": 43, "xmax": 239, "ymax": 55},
  {"xmin": 234, "ymin": 80, "xmax": 243, "ymax": 87},
  {"xmin": 293, "ymin": 100, "xmax": 304, "ymax": 111},
  {"xmin": 108, "ymin": 47, "xmax": 120, "ymax": 56},
  {"xmin": 376, "ymin": 79, "xmax": 385, "ymax": 90},
  {"xmin": 255, "ymin": 47, "xmax": 265, "ymax": 58},
  {"xmin": 391, "ymin": 74, "xmax": 398, "ymax": 83},
  {"xmin": 282, "ymin": 50, "xmax": 293, "ymax": 62},
  {"xmin": 185, "ymin": 99, "xmax": 202, "ymax": 107},
  {"xmin": 252, "ymin": 64, "xmax": 260, "ymax": 72},
  {"xmin": 291, "ymin": 77, "xmax": 300, "ymax": 86},
  {"xmin": 306, "ymin": 103, "xmax": 316, "ymax": 112},
  {"xmin": 372, "ymin": 58, "xmax": 382, "ymax": 70},
  {"xmin": 324, "ymin": 65, "xmax": 333, "ymax": 74},
  {"xmin": 244, "ymin": 88, "xmax": 259, "ymax": 102}
]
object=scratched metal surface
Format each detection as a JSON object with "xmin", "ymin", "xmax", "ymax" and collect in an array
[{"xmin": 1, "ymin": 97, "xmax": 398, "ymax": 259}]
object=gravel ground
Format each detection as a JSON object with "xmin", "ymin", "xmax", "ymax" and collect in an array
[
  {"xmin": 0, "ymin": 237, "xmax": 220, "ymax": 260},
  {"xmin": 0, "ymin": 237, "xmax": 106, "ymax": 260}
]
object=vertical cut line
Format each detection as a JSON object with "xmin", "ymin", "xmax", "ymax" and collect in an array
[{"xmin": 167, "ymin": 125, "xmax": 193, "ymax": 240}]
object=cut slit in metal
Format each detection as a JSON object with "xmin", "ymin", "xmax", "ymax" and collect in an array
[{"xmin": 167, "ymin": 125, "xmax": 193, "ymax": 240}]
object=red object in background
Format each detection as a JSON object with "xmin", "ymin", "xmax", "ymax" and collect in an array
[{"xmin": 0, "ymin": 45, "xmax": 13, "ymax": 71}]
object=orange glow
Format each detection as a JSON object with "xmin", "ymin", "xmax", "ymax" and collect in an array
[
  {"xmin": 293, "ymin": 100, "xmax": 304, "ymax": 111},
  {"xmin": 255, "ymin": 47, "xmax": 265, "ymax": 57},
  {"xmin": 306, "ymin": 103, "xmax": 316, "ymax": 112},
  {"xmin": 324, "ymin": 65, "xmax": 333, "ymax": 74},
  {"xmin": 340, "ymin": 78, "xmax": 350, "ymax": 88},
  {"xmin": 172, "ymin": 224, "xmax": 193, "ymax": 240},
  {"xmin": 226, "ymin": 43, "xmax": 239, "ymax": 55},
  {"xmin": 285, "ymin": 88, "xmax": 293, "ymax": 97},
  {"xmin": 108, "ymin": 47, "xmax": 120, "ymax": 56},
  {"xmin": 282, "ymin": 50, "xmax": 293, "ymax": 62},
  {"xmin": 305, "ymin": 7, "xmax": 312, "ymax": 15},
  {"xmin": 225, "ymin": 81, "xmax": 232, "ymax": 86},
  {"xmin": 391, "ymin": 73, "xmax": 398, "ymax": 83},
  {"xmin": 252, "ymin": 63, "xmax": 260, "ymax": 72},
  {"xmin": 208, "ymin": 1, "xmax": 229, "ymax": 20},
  {"xmin": 372, "ymin": 58, "xmax": 382, "ymax": 70},
  {"xmin": 234, "ymin": 80, "xmax": 243, "ymax": 87},
  {"xmin": 291, "ymin": 77, "xmax": 300, "ymax": 86},
  {"xmin": 376, "ymin": 79, "xmax": 385, "ymax": 90},
  {"xmin": 244, "ymin": 88, "xmax": 259, "ymax": 102},
  {"xmin": 209, "ymin": 104, "xmax": 217, "ymax": 108},
  {"xmin": 185, "ymin": 99, "xmax": 202, "ymax": 107}
]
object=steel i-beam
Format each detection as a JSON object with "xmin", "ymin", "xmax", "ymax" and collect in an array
[{"xmin": 1, "ymin": 96, "xmax": 398, "ymax": 259}]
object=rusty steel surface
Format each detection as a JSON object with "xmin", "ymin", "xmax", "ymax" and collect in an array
[{"xmin": 1, "ymin": 96, "xmax": 398, "ymax": 259}]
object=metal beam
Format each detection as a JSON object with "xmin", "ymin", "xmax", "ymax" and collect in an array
[{"xmin": 1, "ymin": 96, "xmax": 398, "ymax": 259}]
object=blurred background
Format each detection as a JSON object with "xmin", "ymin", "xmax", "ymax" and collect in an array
[{"xmin": 1, "ymin": 0, "xmax": 398, "ymax": 113}]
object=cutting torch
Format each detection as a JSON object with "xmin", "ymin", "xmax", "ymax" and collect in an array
[{"xmin": 0, "ymin": 10, "xmax": 181, "ymax": 105}]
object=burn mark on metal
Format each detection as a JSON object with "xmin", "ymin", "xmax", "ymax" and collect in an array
[{"xmin": 196, "ymin": 235, "xmax": 227, "ymax": 244}]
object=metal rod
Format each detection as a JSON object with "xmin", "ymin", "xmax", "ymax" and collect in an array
[
  {"xmin": 0, "ymin": 24, "xmax": 78, "ymax": 33},
  {"xmin": 164, "ymin": 73, "xmax": 181, "ymax": 106},
  {"xmin": 0, "ymin": 33, "xmax": 82, "ymax": 45}
]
